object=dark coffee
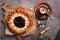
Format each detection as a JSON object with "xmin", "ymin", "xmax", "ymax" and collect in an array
[{"xmin": 35, "ymin": 6, "xmax": 48, "ymax": 20}]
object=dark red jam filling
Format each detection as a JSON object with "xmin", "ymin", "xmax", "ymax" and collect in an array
[{"xmin": 13, "ymin": 16, "xmax": 25, "ymax": 28}]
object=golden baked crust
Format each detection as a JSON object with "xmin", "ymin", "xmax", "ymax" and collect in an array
[{"xmin": 3, "ymin": 5, "xmax": 36, "ymax": 35}]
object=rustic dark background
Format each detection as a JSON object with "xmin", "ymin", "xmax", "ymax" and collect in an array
[{"xmin": 0, "ymin": 0, "xmax": 60, "ymax": 40}]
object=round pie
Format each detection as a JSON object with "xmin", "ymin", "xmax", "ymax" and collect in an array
[{"xmin": 3, "ymin": 5, "xmax": 36, "ymax": 35}]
